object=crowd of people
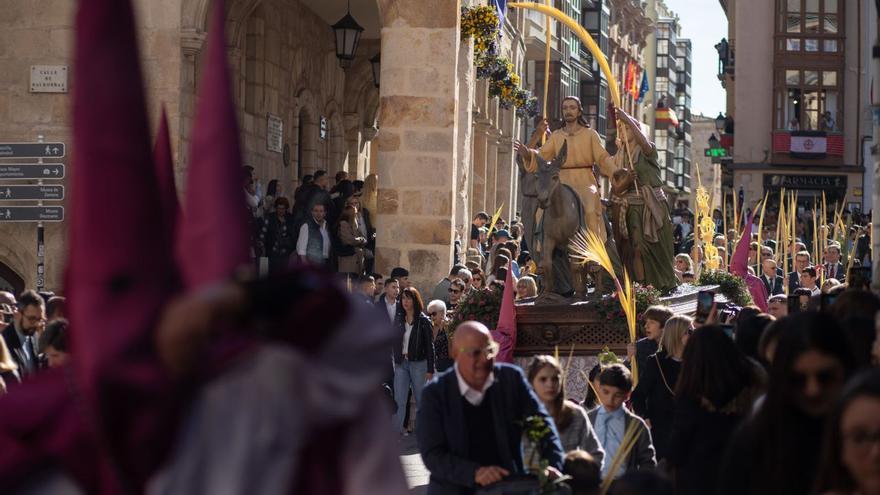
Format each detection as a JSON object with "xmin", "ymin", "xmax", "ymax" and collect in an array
[
  {"xmin": 0, "ymin": 290, "xmax": 67, "ymax": 392},
  {"xmin": 244, "ymin": 168, "xmax": 376, "ymax": 276},
  {"xmin": 398, "ymin": 283, "xmax": 880, "ymax": 495},
  {"xmin": 340, "ymin": 191, "xmax": 880, "ymax": 495}
]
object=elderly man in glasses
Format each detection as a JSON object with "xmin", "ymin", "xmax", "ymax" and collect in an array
[{"xmin": 417, "ymin": 322, "xmax": 563, "ymax": 494}]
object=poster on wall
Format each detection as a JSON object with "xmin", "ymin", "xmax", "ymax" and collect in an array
[{"xmin": 267, "ymin": 114, "xmax": 283, "ymax": 153}]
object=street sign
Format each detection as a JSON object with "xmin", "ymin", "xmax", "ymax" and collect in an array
[
  {"xmin": 704, "ymin": 148, "xmax": 728, "ymax": 158},
  {"xmin": 0, "ymin": 185, "xmax": 64, "ymax": 201},
  {"xmin": 0, "ymin": 142, "xmax": 65, "ymax": 159},
  {"xmin": 0, "ymin": 164, "xmax": 64, "ymax": 180},
  {"xmin": 0, "ymin": 206, "xmax": 64, "ymax": 222}
]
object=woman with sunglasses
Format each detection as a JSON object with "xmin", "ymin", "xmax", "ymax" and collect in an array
[
  {"xmin": 426, "ymin": 300, "xmax": 453, "ymax": 373},
  {"xmin": 814, "ymin": 369, "xmax": 880, "ymax": 495},
  {"xmin": 631, "ymin": 315, "xmax": 692, "ymax": 465},
  {"xmin": 470, "ymin": 268, "xmax": 485, "ymax": 290},
  {"xmin": 719, "ymin": 312, "xmax": 858, "ymax": 495},
  {"xmin": 392, "ymin": 287, "xmax": 435, "ymax": 436}
]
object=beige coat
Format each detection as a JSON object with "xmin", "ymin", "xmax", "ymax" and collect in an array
[{"xmin": 337, "ymin": 220, "xmax": 366, "ymax": 274}]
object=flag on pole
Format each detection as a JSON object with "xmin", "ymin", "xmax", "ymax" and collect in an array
[
  {"xmin": 631, "ymin": 67, "xmax": 641, "ymax": 98},
  {"xmin": 491, "ymin": 0, "xmax": 507, "ymax": 28},
  {"xmin": 624, "ymin": 61, "xmax": 634, "ymax": 97},
  {"xmin": 637, "ymin": 71, "xmax": 649, "ymax": 103}
]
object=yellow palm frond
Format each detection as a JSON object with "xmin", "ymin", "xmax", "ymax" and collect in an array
[
  {"xmin": 599, "ymin": 420, "xmax": 643, "ymax": 495},
  {"xmin": 569, "ymin": 229, "xmax": 614, "ymax": 275},
  {"xmin": 569, "ymin": 228, "xmax": 639, "ymax": 386}
]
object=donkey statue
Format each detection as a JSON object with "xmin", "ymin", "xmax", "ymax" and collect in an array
[{"xmin": 533, "ymin": 141, "xmax": 594, "ymax": 302}]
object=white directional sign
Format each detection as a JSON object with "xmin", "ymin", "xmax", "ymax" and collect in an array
[
  {"xmin": 0, "ymin": 185, "xmax": 64, "ymax": 201},
  {"xmin": 0, "ymin": 206, "xmax": 64, "ymax": 222},
  {"xmin": 0, "ymin": 164, "xmax": 64, "ymax": 180},
  {"xmin": 0, "ymin": 143, "xmax": 65, "ymax": 159}
]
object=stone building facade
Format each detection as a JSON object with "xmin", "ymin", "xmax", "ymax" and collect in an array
[
  {"xmin": 719, "ymin": 0, "xmax": 868, "ymax": 212},
  {"xmin": 0, "ymin": 0, "xmax": 532, "ymax": 293}
]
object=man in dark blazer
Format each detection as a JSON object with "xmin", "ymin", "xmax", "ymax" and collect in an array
[
  {"xmin": 417, "ymin": 322, "xmax": 564, "ymax": 495},
  {"xmin": 787, "ymin": 250, "xmax": 811, "ymax": 293},
  {"xmin": 760, "ymin": 259, "xmax": 785, "ymax": 296},
  {"xmin": 376, "ymin": 277, "xmax": 403, "ymax": 324},
  {"xmin": 1, "ymin": 290, "xmax": 46, "ymax": 379},
  {"xmin": 824, "ymin": 243, "xmax": 846, "ymax": 282}
]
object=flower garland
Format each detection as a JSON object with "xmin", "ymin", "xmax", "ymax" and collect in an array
[
  {"xmin": 697, "ymin": 270, "xmax": 753, "ymax": 307},
  {"xmin": 448, "ymin": 286, "xmax": 503, "ymax": 339},
  {"xmin": 460, "ymin": 5, "xmax": 499, "ymax": 55},
  {"xmin": 462, "ymin": 5, "xmax": 539, "ymax": 119},
  {"xmin": 593, "ymin": 283, "xmax": 662, "ymax": 334}
]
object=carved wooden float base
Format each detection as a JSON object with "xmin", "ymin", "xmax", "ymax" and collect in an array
[{"xmin": 513, "ymin": 284, "xmax": 723, "ymax": 357}]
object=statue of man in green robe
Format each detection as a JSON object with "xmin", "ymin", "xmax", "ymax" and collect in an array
[{"xmin": 609, "ymin": 110, "xmax": 679, "ymax": 293}]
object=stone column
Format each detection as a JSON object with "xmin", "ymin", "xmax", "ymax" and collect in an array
[
  {"xmin": 455, "ymin": 12, "xmax": 476, "ymax": 237},
  {"xmin": 485, "ymin": 131, "xmax": 500, "ymax": 213},
  {"xmin": 471, "ymin": 121, "xmax": 490, "ymax": 215},
  {"xmin": 496, "ymin": 137, "xmax": 513, "ymax": 215},
  {"xmin": 375, "ymin": 0, "xmax": 460, "ymax": 291}
]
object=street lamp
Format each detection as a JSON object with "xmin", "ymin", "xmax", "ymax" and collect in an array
[
  {"xmin": 332, "ymin": 1, "xmax": 364, "ymax": 69},
  {"xmin": 370, "ymin": 53, "xmax": 380, "ymax": 88},
  {"xmin": 708, "ymin": 133, "xmax": 720, "ymax": 149},
  {"xmin": 715, "ymin": 112, "xmax": 726, "ymax": 133}
]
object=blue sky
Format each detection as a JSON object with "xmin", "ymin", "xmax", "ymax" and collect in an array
[{"xmin": 662, "ymin": 0, "xmax": 728, "ymax": 118}]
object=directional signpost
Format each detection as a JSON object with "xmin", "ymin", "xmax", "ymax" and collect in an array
[
  {"xmin": 0, "ymin": 206, "xmax": 64, "ymax": 222},
  {"xmin": 0, "ymin": 185, "xmax": 64, "ymax": 201},
  {"xmin": 0, "ymin": 142, "xmax": 65, "ymax": 158},
  {"xmin": 0, "ymin": 138, "xmax": 66, "ymax": 290},
  {"xmin": 0, "ymin": 164, "xmax": 64, "ymax": 180}
]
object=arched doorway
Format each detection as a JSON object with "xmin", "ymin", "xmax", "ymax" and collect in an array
[{"xmin": 0, "ymin": 262, "xmax": 25, "ymax": 295}]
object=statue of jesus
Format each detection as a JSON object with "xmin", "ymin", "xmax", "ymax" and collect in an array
[{"xmin": 515, "ymin": 96, "xmax": 618, "ymax": 243}]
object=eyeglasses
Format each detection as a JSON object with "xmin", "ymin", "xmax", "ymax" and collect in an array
[
  {"xmin": 428, "ymin": 311, "xmax": 440, "ymax": 317},
  {"xmin": 457, "ymin": 341, "xmax": 499, "ymax": 360}
]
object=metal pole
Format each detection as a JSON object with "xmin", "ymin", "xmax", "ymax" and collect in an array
[{"xmin": 36, "ymin": 135, "xmax": 45, "ymax": 291}]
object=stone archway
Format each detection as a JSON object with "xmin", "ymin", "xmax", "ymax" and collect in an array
[
  {"xmin": 293, "ymin": 88, "xmax": 319, "ymax": 177},
  {"xmin": 0, "ymin": 262, "xmax": 25, "ymax": 294},
  {"xmin": 325, "ymin": 101, "xmax": 345, "ymax": 174}
]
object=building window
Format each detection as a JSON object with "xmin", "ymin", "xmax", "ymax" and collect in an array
[
  {"xmin": 775, "ymin": 68, "xmax": 839, "ymax": 131},
  {"xmin": 777, "ymin": 0, "xmax": 842, "ymax": 42},
  {"xmin": 775, "ymin": 0, "xmax": 843, "ymax": 131}
]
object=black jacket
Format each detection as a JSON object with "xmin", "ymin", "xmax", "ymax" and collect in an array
[
  {"xmin": 824, "ymin": 261, "xmax": 846, "ymax": 282},
  {"xmin": 631, "ymin": 351, "xmax": 680, "ymax": 460},
  {"xmin": 1, "ymin": 325, "xmax": 37, "ymax": 378},
  {"xmin": 760, "ymin": 274, "xmax": 785, "ymax": 295},
  {"xmin": 417, "ymin": 364, "xmax": 564, "ymax": 495},
  {"xmin": 787, "ymin": 270, "xmax": 801, "ymax": 293},
  {"xmin": 393, "ymin": 312, "xmax": 435, "ymax": 372}
]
